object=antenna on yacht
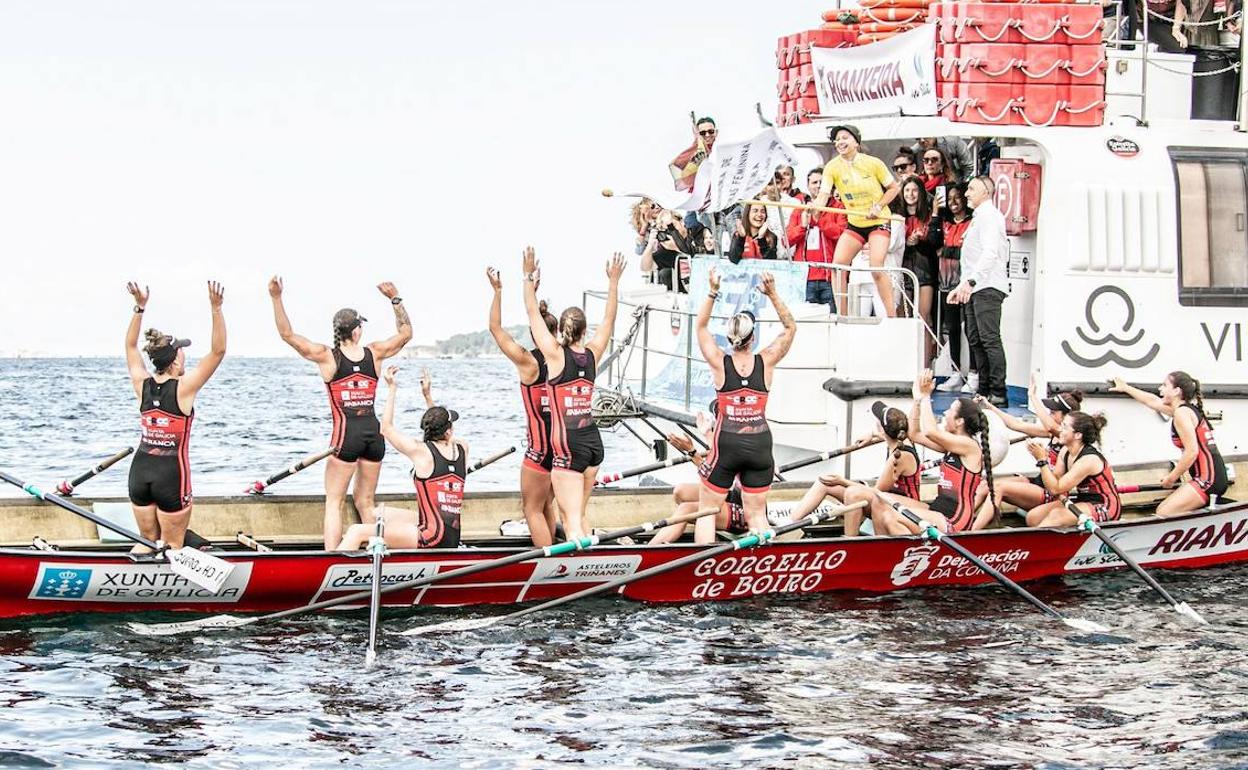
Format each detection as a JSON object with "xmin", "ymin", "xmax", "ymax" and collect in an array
[{"xmin": 755, "ymin": 102, "xmax": 774, "ymax": 128}]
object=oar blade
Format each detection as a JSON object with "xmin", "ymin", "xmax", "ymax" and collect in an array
[
  {"xmin": 128, "ymin": 613, "xmax": 255, "ymax": 637},
  {"xmin": 401, "ymin": 615, "xmax": 499, "ymax": 637},
  {"xmin": 365, "ymin": 648, "xmax": 378, "ymax": 670},
  {"xmin": 1174, "ymin": 601, "xmax": 1209, "ymax": 625},
  {"xmin": 1062, "ymin": 617, "xmax": 1110, "ymax": 634}
]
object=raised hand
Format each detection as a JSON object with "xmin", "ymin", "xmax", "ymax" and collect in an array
[
  {"xmin": 916, "ymin": 368, "xmax": 935, "ymax": 397},
  {"xmin": 383, "ymin": 365, "xmax": 400, "ymax": 388},
  {"xmin": 268, "ymin": 275, "xmax": 283, "ymax": 298},
  {"xmin": 126, "ymin": 281, "xmax": 150, "ymax": 309},
  {"xmin": 759, "ymin": 272, "xmax": 776, "ymax": 297},
  {"xmin": 708, "ymin": 266, "xmax": 721, "ymax": 294},
  {"xmin": 486, "ymin": 267, "xmax": 502, "ymax": 291},
  {"xmin": 606, "ymin": 252, "xmax": 627, "ymax": 282},
  {"xmin": 1025, "ymin": 441, "xmax": 1046, "ymax": 461},
  {"xmin": 1108, "ymin": 376, "xmax": 1128, "ymax": 393},
  {"xmin": 377, "ymin": 282, "xmax": 400, "ymax": 300},
  {"xmin": 420, "ymin": 367, "xmax": 432, "ymax": 395},
  {"xmin": 207, "ymin": 281, "xmax": 225, "ymax": 308},
  {"xmin": 522, "ymin": 246, "xmax": 538, "ymax": 276}
]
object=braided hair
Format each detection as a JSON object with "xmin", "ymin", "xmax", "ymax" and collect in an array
[
  {"xmin": 559, "ymin": 307, "xmax": 587, "ymax": 347},
  {"xmin": 956, "ymin": 397, "xmax": 998, "ymax": 525},
  {"xmin": 332, "ymin": 325, "xmax": 346, "ymax": 349}
]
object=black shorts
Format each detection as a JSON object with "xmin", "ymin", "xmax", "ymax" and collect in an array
[
  {"xmin": 523, "ymin": 444, "xmax": 554, "ymax": 473},
  {"xmin": 335, "ymin": 418, "xmax": 386, "ymax": 463},
  {"xmin": 128, "ymin": 451, "xmax": 191, "ymax": 513},
  {"xmin": 913, "ymin": 253, "xmax": 938, "ymax": 288},
  {"xmin": 700, "ymin": 431, "xmax": 774, "ymax": 494},
  {"xmin": 552, "ymin": 426, "xmax": 605, "ymax": 474},
  {"xmin": 843, "ymin": 222, "xmax": 891, "ymax": 245}
]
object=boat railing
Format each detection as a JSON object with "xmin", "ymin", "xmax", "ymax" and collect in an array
[{"xmin": 583, "ymin": 261, "xmax": 927, "ymax": 414}]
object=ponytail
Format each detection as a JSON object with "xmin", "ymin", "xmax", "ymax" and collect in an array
[
  {"xmin": 957, "ymin": 397, "xmax": 998, "ymax": 526},
  {"xmin": 1068, "ymin": 411, "xmax": 1108, "ymax": 446},
  {"xmin": 332, "ymin": 326, "xmax": 345, "ymax": 349},
  {"xmin": 1168, "ymin": 370, "xmax": 1204, "ymax": 412}
]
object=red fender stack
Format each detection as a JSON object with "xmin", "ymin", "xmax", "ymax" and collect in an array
[
  {"xmin": 933, "ymin": 1, "xmax": 1108, "ymax": 127},
  {"xmin": 775, "ymin": 23, "xmax": 857, "ymax": 126}
]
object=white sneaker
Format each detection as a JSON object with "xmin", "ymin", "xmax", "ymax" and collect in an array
[
  {"xmin": 961, "ymin": 372, "xmax": 980, "ymax": 394},
  {"xmin": 937, "ymin": 373, "xmax": 964, "ymax": 392}
]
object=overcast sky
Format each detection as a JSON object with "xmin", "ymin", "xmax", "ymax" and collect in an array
[{"xmin": 0, "ymin": 1, "xmax": 820, "ymax": 356}]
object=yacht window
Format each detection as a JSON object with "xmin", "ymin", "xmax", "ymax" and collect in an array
[{"xmin": 1170, "ymin": 148, "xmax": 1248, "ymax": 306}]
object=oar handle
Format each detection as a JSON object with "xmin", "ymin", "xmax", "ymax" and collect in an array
[
  {"xmin": 778, "ymin": 437, "xmax": 882, "ymax": 474},
  {"xmin": 739, "ymin": 198, "xmax": 905, "ymax": 222},
  {"xmin": 1115, "ymin": 483, "xmax": 1168, "ymax": 494},
  {"xmin": 597, "ymin": 455, "xmax": 692, "ymax": 486},
  {"xmin": 247, "ymin": 448, "xmax": 335, "ymax": 494},
  {"xmin": 467, "ymin": 446, "xmax": 516, "ymax": 475},
  {"xmin": 0, "ymin": 470, "xmax": 159, "ymax": 550},
  {"xmin": 58, "ymin": 447, "xmax": 135, "ymax": 495},
  {"xmin": 1066, "ymin": 500, "xmax": 1183, "ymax": 605}
]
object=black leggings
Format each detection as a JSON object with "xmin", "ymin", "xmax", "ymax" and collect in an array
[{"xmin": 939, "ymin": 292, "xmax": 978, "ymax": 374}]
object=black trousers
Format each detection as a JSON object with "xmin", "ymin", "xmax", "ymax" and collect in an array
[
  {"xmin": 939, "ymin": 291, "xmax": 979, "ymax": 375},
  {"xmin": 963, "ymin": 288, "xmax": 1007, "ymax": 397}
]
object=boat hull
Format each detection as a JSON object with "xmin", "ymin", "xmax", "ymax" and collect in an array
[{"xmin": 3, "ymin": 502, "xmax": 1245, "ymax": 619}]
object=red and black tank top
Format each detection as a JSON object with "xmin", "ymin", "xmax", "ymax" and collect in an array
[
  {"xmin": 412, "ymin": 441, "xmax": 466, "ymax": 549},
  {"xmin": 715, "ymin": 354, "xmax": 770, "ymax": 436},
  {"xmin": 930, "ymin": 452, "xmax": 981, "ymax": 532},
  {"xmin": 520, "ymin": 348, "xmax": 552, "ymax": 455},
  {"xmin": 1044, "ymin": 437, "xmax": 1061, "ymax": 467},
  {"xmin": 548, "ymin": 347, "xmax": 596, "ymax": 433},
  {"xmin": 327, "ymin": 347, "xmax": 379, "ymax": 425},
  {"xmin": 889, "ymin": 444, "xmax": 922, "ymax": 499},
  {"xmin": 1067, "ymin": 445, "xmax": 1121, "ymax": 518},
  {"xmin": 1170, "ymin": 403, "xmax": 1226, "ymax": 487},
  {"xmin": 138, "ymin": 378, "xmax": 193, "ymax": 458}
]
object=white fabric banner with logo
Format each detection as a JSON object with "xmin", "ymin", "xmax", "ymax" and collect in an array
[
  {"xmin": 811, "ymin": 25, "xmax": 937, "ymax": 118},
  {"xmin": 674, "ymin": 128, "xmax": 801, "ymax": 213}
]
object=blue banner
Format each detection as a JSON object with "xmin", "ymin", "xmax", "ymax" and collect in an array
[{"xmin": 645, "ymin": 257, "xmax": 807, "ymax": 412}]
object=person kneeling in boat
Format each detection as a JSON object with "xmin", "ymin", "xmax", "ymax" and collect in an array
[
  {"xmin": 850, "ymin": 370, "xmax": 999, "ymax": 536},
  {"xmin": 1023, "ymin": 411, "xmax": 1120, "ymax": 527},
  {"xmin": 1111, "ymin": 372, "xmax": 1229, "ymax": 516},
  {"xmin": 336, "ymin": 367, "xmax": 467, "ymax": 551},
  {"xmin": 649, "ymin": 411, "xmax": 752, "ymax": 544},
  {"xmin": 974, "ymin": 377, "xmax": 1085, "ymax": 515},
  {"xmin": 786, "ymin": 401, "xmax": 921, "ymax": 537}
]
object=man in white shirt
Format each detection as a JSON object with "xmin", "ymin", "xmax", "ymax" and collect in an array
[{"xmin": 949, "ymin": 175, "xmax": 1010, "ymax": 407}]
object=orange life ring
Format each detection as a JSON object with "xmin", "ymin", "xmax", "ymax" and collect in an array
[
  {"xmin": 819, "ymin": 21, "xmax": 852, "ymax": 30},
  {"xmin": 858, "ymin": 21, "xmax": 919, "ymax": 33},
  {"xmin": 859, "ymin": 0, "xmax": 931, "ymax": 9},
  {"xmin": 858, "ymin": 7, "xmax": 927, "ymax": 23},
  {"xmin": 857, "ymin": 32, "xmax": 901, "ymax": 44}
]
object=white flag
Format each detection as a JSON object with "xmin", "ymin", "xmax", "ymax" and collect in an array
[{"xmin": 674, "ymin": 128, "xmax": 801, "ymax": 213}]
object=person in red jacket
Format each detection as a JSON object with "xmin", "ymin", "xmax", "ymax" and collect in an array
[{"xmin": 787, "ymin": 168, "xmax": 846, "ymax": 309}]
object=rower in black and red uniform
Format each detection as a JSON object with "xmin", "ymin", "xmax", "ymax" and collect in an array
[
  {"xmin": 1112, "ymin": 370, "xmax": 1229, "ymax": 516},
  {"xmin": 123, "ymin": 280, "xmax": 227, "ymax": 552},
  {"xmin": 852, "ymin": 369, "xmax": 998, "ymax": 536},
  {"xmin": 791, "ymin": 400, "xmax": 924, "ymax": 536},
  {"xmin": 269, "ymin": 276, "xmax": 412, "ymax": 549},
  {"xmin": 486, "ymin": 267, "xmax": 560, "ymax": 546},
  {"xmin": 521, "ymin": 247, "xmax": 625, "ymax": 541},
  {"xmin": 337, "ymin": 367, "xmax": 468, "ymax": 550},
  {"xmin": 690, "ymin": 268, "xmax": 797, "ymax": 544},
  {"xmin": 1025, "ymin": 411, "xmax": 1121, "ymax": 527}
]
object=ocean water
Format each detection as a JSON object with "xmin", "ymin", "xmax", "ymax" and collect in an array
[{"xmin": 1, "ymin": 358, "xmax": 1247, "ymax": 769}]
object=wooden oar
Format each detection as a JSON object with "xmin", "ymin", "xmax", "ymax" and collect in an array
[
  {"xmin": 778, "ymin": 437, "xmax": 881, "ymax": 474},
  {"xmin": 889, "ymin": 501, "xmax": 1107, "ymax": 633},
  {"xmin": 127, "ymin": 506, "xmax": 721, "ymax": 637},
  {"xmin": 0, "ymin": 470, "xmax": 235, "ymax": 593},
  {"xmin": 245, "ymin": 448, "xmax": 334, "ymax": 494},
  {"xmin": 56, "ymin": 447, "xmax": 134, "ymax": 495},
  {"xmin": 467, "ymin": 446, "xmax": 517, "ymax": 475},
  {"xmin": 401, "ymin": 501, "xmax": 867, "ymax": 637},
  {"xmin": 365, "ymin": 519, "xmax": 386, "ymax": 669},
  {"xmin": 596, "ymin": 455, "xmax": 692, "ymax": 487},
  {"xmin": 1062, "ymin": 499, "xmax": 1207, "ymax": 624},
  {"xmin": 1115, "ymin": 483, "xmax": 1169, "ymax": 494},
  {"xmin": 740, "ymin": 198, "xmax": 905, "ymax": 223}
]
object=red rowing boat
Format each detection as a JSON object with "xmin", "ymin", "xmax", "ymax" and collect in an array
[{"xmin": 2, "ymin": 501, "xmax": 1244, "ymax": 619}]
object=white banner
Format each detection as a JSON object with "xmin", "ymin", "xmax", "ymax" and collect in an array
[
  {"xmin": 812, "ymin": 25, "xmax": 937, "ymax": 118},
  {"xmin": 674, "ymin": 128, "xmax": 801, "ymax": 213}
]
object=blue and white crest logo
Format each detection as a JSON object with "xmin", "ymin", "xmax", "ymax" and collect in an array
[{"xmin": 35, "ymin": 568, "xmax": 92, "ymax": 599}]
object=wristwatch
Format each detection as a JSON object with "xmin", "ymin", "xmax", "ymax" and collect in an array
[
  {"xmin": 134, "ymin": 305, "xmax": 145, "ymax": 314},
  {"xmin": 968, "ymin": 279, "xmax": 977, "ymax": 288},
  {"xmin": 391, "ymin": 297, "xmax": 403, "ymax": 305},
  {"xmin": 1035, "ymin": 460, "xmax": 1047, "ymax": 468}
]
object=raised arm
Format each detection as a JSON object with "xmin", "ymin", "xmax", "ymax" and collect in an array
[
  {"xmin": 178, "ymin": 281, "xmax": 227, "ymax": 401},
  {"xmin": 268, "ymin": 276, "xmax": 332, "ymax": 364},
  {"xmin": 758, "ymin": 272, "xmax": 796, "ymax": 375},
  {"xmin": 420, "ymin": 368, "xmax": 435, "ymax": 409},
  {"xmin": 368, "ymin": 282, "xmax": 412, "ymax": 361},
  {"xmin": 696, "ymin": 268, "xmax": 725, "ymax": 383},
  {"xmin": 1026, "ymin": 373, "xmax": 1062, "ymax": 436},
  {"xmin": 521, "ymin": 247, "xmax": 562, "ymax": 363},
  {"xmin": 486, "ymin": 267, "xmax": 538, "ymax": 378},
  {"xmin": 587, "ymin": 252, "xmax": 626, "ymax": 361},
  {"xmin": 1109, "ymin": 376, "xmax": 1172, "ymax": 417},
  {"xmin": 978, "ymin": 393, "xmax": 1048, "ymax": 437},
  {"xmin": 909, "ymin": 370, "xmax": 977, "ymax": 455},
  {"xmin": 124, "ymin": 282, "xmax": 150, "ymax": 397},
  {"xmin": 378, "ymin": 366, "xmax": 424, "ymax": 461}
]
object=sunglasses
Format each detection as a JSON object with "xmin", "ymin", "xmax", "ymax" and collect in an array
[
  {"xmin": 923, "ymin": 156, "xmax": 941, "ymax": 163},
  {"xmin": 699, "ymin": 129, "xmax": 717, "ymax": 136},
  {"xmin": 893, "ymin": 163, "xmax": 914, "ymax": 171}
]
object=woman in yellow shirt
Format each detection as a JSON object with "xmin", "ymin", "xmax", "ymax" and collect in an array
[{"xmin": 810, "ymin": 125, "xmax": 902, "ymax": 317}]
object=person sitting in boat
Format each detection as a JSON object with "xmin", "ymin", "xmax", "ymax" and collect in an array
[
  {"xmin": 785, "ymin": 400, "xmax": 921, "ymax": 537},
  {"xmin": 1112, "ymin": 371, "xmax": 1229, "ymax": 515},
  {"xmin": 337, "ymin": 367, "xmax": 468, "ymax": 551},
  {"xmin": 268, "ymin": 277, "xmax": 412, "ymax": 550},
  {"xmin": 975, "ymin": 377, "xmax": 1084, "ymax": 514},
  {"xmin": 810, "ymin": 124, "xmax": 902, "ymax": 317},
  {"xmin": 485, "ymin": 266, "xmax": 559, "ymax": 547},
  {"xmin": 123, "ymin": 280, "xmax": 226, "ymax": 552},
  {"xmin": 1023, "ymin": 411, "xmax": 1121, "ymax": 527},
  {"xmin": 692, "ymin": 269, "xmax": 797, "ymax": 543},
  {"xmin": 848, "ymin": 370, "xmax": 999, "ymax": 536},
  {"xmin": 523, "ymin": 247, "xmax": 625, "ymax": 541},
  {"xmin": 648, "ymin": 411, "xmax": 755, "ymax": 544}
]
